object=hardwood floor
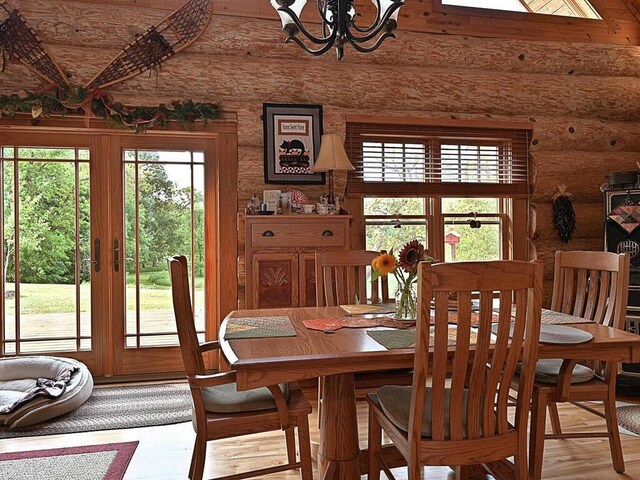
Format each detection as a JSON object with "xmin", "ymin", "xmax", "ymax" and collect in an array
[{"xmin": 1, "ymin": 395, "xmax": 639, "ymax": 479}]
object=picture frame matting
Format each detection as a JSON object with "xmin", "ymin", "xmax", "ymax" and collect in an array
[{"xmin": 263, "ymin": 103, "xmax": 325, "ymax": 185}]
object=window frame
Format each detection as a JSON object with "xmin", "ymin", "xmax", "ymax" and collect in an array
[
  {"xmin": 345, "ymin": 118, "xmax": 531, "ymax": 262},
  {"xmin": 362, "ymin": 196, "xmax": 512, "ymax": 262},
  {"xmin": 433, "ymin": 0, "xmax": 604, "ymax": 21}
]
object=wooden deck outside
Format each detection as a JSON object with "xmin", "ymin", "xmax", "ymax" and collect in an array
[{"xmin": 2, "ymin": 308, "xmax": 205, "ymax": 354}]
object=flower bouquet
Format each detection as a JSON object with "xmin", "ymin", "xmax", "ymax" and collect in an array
[{"xmin": 371, "ymin": 240, "xmax": 435, "ymax": 321}]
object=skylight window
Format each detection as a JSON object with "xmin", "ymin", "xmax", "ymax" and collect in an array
[{"xmin": 442, "ymin": 0, "xmax": 602, "ymax": 19}]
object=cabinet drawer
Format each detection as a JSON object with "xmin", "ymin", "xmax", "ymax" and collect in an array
[{"xmin": 251, "ymin": 221, "xmax": 347, "ymax": 247}]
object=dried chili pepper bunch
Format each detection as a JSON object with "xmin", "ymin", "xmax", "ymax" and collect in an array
[{"xmin": 552, "ymin": 184, "xmax": 576, "ymax": 243}]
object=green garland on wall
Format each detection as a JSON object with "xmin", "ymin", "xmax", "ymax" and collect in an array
[{"xmin": 0, "ymin": 87, "xmax": 223, "ymax": 133}]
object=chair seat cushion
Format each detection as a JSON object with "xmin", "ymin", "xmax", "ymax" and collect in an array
[
  {"xmin": 0, "ymin": 356, "xmax": 93, "ymax": 428},
  {"xmin": 531, "ymin": 359, "xmax": 596, "ymax": 384},
  {"xmin": 375, "ymin": 385, "xmax": 472, "ymax": 438},
  {"xmin": 201, "ymin": 382, "xmax": 289, "ymax": 414}
]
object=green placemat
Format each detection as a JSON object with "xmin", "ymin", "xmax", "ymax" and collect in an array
[
  {"xmin": 367, "ymin": 327, "xmax": 479, "ymax": 350},
  {"xmin": 367, "ymin": 329, "xmax": 416, "ymax": 349},
  {"xmin": 224, "ymin": 316, "xmax": 296, "ymax": 339}
]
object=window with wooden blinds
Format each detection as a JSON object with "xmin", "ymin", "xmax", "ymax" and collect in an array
[{"xmin": 346, "ymin": 122, "xmax": 531, "ymax": 197}]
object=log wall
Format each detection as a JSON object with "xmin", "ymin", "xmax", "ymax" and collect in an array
[{"xmin": 3, "ymin": 0, "xmax": 640, "ymax": 305}]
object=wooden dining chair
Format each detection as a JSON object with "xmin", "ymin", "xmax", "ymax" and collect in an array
[
  {"xmin": 523, "ymin": 250, "xmax": 630, "ymax": 480},
  {"xmin": 367, "ymin": 260, "xmax": 543, "ymax": 480},
  {"xmin": 167, "ymin": 255, "xmax": 312, "ymax": 480},
  {"xmin": 314, "ymin": 249, "xmax": 407, "ymax": 426},
  {"xmin": 314, "ymin": 250, "xmax": 391, "ymax": 307}
]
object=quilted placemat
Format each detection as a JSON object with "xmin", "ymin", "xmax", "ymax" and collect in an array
[
  {"xmin": 330, "ymin": 309, "xmax": 498, "ymax": 327},
  {"xmin": 303, "ymin": 316, "xmax": 414, "ymax": 332},
  {"xmin": 447, "ymin": 311, "xmax": 498, "ymax": 326},
  {"xmin": 340, "ymin": 303, "xmax": 396, "ymax": 316},
  {"xmin": 541, "ymin": 309, "xmax": 594, "ymax": 325},
  {"xmin": 609, "ymin": 198, "xmax": 640, "ymax": 233},
  {"xmin": 366, "ymin": 327, "xmax": 479, "ymax": 350},
  {"xmin": 224, "ymin": 316, "xmax": 296, "ymax": 339}
]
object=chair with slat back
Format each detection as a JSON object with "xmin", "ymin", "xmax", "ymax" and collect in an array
[
  {"xmin": 167, "ymin": 255, "xmax": 312, "ymax": 480},
  {"xmin": 367, "ymin": 260, "xmax": 543, "ymax": 480},
  {"xmin": 522, "ymin": 251, "xmax": 630, "ymax": 480},
  {"xmin": 315, "ymin": 250, "xmax": 390, "ymax": 307},
  {"xmin": 314, "ymin": 250, "xmax": 404, "ymax": 426}
]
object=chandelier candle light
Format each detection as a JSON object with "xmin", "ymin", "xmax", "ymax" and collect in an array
[
  {"xmin": 270, "ymin": 0, "xmax": 406, "ymax": 60},
  {"xmin": 371, "ymin": 241, "xmax": 435, "ymax": 321}
]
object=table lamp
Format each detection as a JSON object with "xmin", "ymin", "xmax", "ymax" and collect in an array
[{"xmin": 310, "ymin": 134, "xmax": 354, "ymax": 206}]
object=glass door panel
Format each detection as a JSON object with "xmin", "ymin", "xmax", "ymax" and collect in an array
[
  {"xmin": 0, "ymin": 144, "xmax": 95, "ymax": 366},
  {"xmin": 115, "ymin": 147, "xmax": 206, "ymax": 374}
]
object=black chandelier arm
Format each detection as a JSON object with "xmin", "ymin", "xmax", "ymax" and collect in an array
[
  {"xmin": 322, "ymin": 3, "xmax": 334, "ymax": 40},
  {"xmin": 285, "ymin": 34, "xmax": 337, "ymax": 56},
  {"xmin": 316, "ymin": 0, "xmax": 333, "ymax": 25},
  {"xmin": 277, "ymin": 5, "xmax": 334, "ymax": 45},
  {"xmin": 347, "ymin": 31, "xmax": 396, "ymax": 53},
  {"xmin": 349, "ymin": 0, "xmax": 382, "ymax": 34},
  {"xmin": 345, "ymin": 1, "xmax": 403, "ymax": 43}
]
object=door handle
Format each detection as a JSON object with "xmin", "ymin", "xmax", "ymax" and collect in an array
[
  {"xmin": 114, "ymin": 239, "xmax": 121, "ymax": 272},
  {"xmin": 92, "ymin": 238, "xmax": 100, "ymax": 272}
]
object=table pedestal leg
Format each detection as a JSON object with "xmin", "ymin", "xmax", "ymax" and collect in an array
[
  {"xmin": 318, "ymin": 373, "xmax": 361, "ymax": 480},
  {"xmin": 454, "ymin": 464, "xmax": 489, "ymax": 480}
]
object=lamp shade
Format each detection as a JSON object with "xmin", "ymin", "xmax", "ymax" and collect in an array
[{"xmin": 310, "ymin": 134, "xmax": 355, "ymax": 172}]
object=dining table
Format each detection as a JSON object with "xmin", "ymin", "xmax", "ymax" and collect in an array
[{"xmin": 219, "ymin": 306, "xmax": 640, "ymax": 480}]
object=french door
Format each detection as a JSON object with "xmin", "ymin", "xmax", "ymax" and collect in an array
[
  {"xmin": 111, "ymin": 136, "xmax": 213, "ymax": 376},
  {"xmin": 0, "ymin": 134, "xmax": 103, "ymax": 372},
  {"xmin": 0, "ymin": 125, "xmax": 237, "ymax": 377}
]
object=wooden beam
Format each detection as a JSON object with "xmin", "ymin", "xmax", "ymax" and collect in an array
[{"xmin": 620, "ymin": 0, "xmax": 640, "ymax": 22}]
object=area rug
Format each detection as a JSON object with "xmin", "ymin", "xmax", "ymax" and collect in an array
[
  {"xmin": 0, "ymin": 383, "xmax": 191, "ymax": 439},
  {"xmin": 0, "ymin": 441, "xmax": 138, "ymax": 480},
  {"xmin": 617, "ymin": 405, "xmax": 640, "ymax": 436}
]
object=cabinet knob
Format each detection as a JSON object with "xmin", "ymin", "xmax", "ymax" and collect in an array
[
  {"xmin": 262, "ymin": 230, "xmax": 275, "ymax": 237},
  {"xmin": 322, "ymin": 230, "xmax": 334, "ymax": 237}
]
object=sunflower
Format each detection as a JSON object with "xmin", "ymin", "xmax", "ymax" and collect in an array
[
  {"xmin": 398, "ymin": 240, "xmax": 425, "ymax": 274},
  {"xmin": 375, "ymin": 253, "xmax": 396, "ymax": 275}
]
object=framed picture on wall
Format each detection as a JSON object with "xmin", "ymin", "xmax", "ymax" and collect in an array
[{"xmin": 263, "ymin": 103, "xmax": 325, "ymax": 184}]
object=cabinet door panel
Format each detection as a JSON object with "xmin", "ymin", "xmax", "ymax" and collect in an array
[
  {"xmin": 252, "ymin": 254, "xmax": 298, "ymax": 309},
  {"xmin": 299, "ymin": 253, "xmax": 317, "ymax": 308}
]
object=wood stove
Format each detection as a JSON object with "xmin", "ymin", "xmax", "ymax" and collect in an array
[{"xmin": 603, "ymin": 185, "xmax": 640, "ymax": 389}]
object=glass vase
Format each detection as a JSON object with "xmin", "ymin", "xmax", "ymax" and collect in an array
[{"xmin": 394, "ymin": 281, "xmax": 418, "ymax": 321}]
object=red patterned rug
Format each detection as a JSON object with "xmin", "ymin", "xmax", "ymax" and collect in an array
[{"xmin": 0, "ymin": 441, "xmax": 138, "ymax": 480}]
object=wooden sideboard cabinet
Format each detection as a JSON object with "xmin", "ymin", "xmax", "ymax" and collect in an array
[{"xmin": 245, "ymin": 215, "xmax": 352, "ymax": 309}]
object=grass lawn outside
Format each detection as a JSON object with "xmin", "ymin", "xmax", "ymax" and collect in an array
[
  {"xmin": 3, "ymin": 281, "xmax": 206, "ymax": 353},
  {"xmin": 5, "ymin": 281, "xmax": 205, "ymax": 315}
]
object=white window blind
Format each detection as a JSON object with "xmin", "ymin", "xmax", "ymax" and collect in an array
[{"xmin": 346, "ymin": 122, "xmax": 531, "ymax": 196}]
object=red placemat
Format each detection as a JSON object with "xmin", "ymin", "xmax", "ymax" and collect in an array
[
  {"xmin": 303, "ymin": 316, "xmax": 414, "ymax": 332},
  {"xmin": 304, "ymin": 311, "xmax": 499, "ymax": 332}
]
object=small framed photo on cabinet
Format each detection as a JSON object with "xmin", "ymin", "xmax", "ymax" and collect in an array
[{"xmin": 263, "ymin": 189, "xmax": 281, "ymax": 211}]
